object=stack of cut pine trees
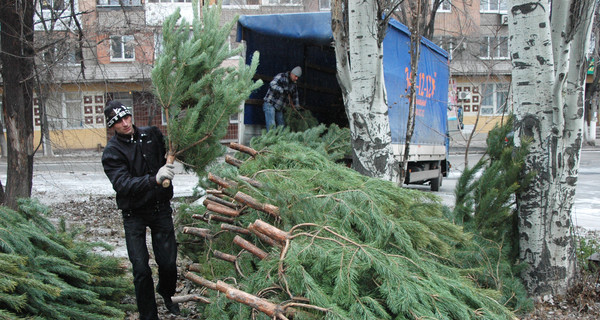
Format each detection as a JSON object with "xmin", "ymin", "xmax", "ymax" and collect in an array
[{"xmin": 177, "ymin": 139, "xmax": 517, "ymax": 320}]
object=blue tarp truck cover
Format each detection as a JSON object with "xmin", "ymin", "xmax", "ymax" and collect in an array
[{"xmin": 237, "ymin": 11, "xmax": 449, "ymax": 160}]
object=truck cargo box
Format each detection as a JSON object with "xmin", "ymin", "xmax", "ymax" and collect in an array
[{"xmin": 237, "ymin": 12, "xmax": 450, "ymax": 190}]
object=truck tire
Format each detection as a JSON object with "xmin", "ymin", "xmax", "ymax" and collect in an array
[{"xmin": 430, "ymin": 171, "xmax": 442, "ymax": 191}]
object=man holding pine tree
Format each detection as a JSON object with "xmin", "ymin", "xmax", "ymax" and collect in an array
[
  {"xmin": 101, "ymin": 100, "xmax": 180, "ymax": 319},
  {"xmin": 262, "ymin": 66, "xmax": 302, "ymax": 131}
]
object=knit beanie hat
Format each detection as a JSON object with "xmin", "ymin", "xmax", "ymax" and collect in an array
[
  {"xmin": 104, "ymin": 100, "xmax": 132, "ymax": 128},
  {"xmin": 291, "ymin": 66, "xmax": 302, "ymax": 77}
]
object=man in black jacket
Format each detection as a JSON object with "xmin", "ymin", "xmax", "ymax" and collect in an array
[{"xmin": 101, "ymin": 100, "xmax": 180, "ymax": 319}]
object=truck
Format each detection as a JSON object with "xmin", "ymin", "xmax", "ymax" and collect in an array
[{"xmin": 236, "ymin": 12, "xmax": 450, "ymax": 190}]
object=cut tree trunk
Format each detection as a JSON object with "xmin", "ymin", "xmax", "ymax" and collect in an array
[
  {"xmin": 215, "ymin": 280, "xmax": 283, "ymax": 318},
  {"xmin": 213, "ymin": 250, "xmax": 237, "ymax": 263},
  {"xmin": 221, "ymin": 223, "xmax": 251, "ymax": 235},
  {"xmin": 229, "ymin": 142, "xmax": 258, "ymax": 157},
  {"xmin": 252, "ymin": 219, "xmax": 289, "ymax": 243},
  {"xmin": 233, "ymin": 235, "xmax": 268, "ymax": 260},
  {"xmin": 234, "ymin": 191, "xmax": 280, "ymax": 217},
  {"xmin": 183, "ymin": 227, "xmax": 213, "ymax": 239},
  {"xmin": 204, "ymin": 200, "xmax": 241, "ymax": 217},
  {"xmin": 225, "ymin": 155, "xmax": 243, "ymax": 167},
  {"xmin": 192, "ymin": 213, "xmax": 235, "ymax": 224},
  {"xmin": 248, "ymin": 223, "xmax": 282, "ymax": 248},
  {"xmin": 171, "ymin": 294, "xmax": 211, "ymax": 304}
]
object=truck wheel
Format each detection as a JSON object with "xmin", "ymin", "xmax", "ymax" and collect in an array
[{"xmin": 430, "ymin": 171, "xmax": 442, "ymax": 191}]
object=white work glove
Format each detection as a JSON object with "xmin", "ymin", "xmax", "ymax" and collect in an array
[{"xmin": 156, "ymin": 164, "xmax": 175, "ymax": 184}]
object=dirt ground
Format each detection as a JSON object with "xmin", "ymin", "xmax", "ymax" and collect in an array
[
  {"xmin": 46, "ymin": 195, "xmax": 600, "ymax": 320},
  {"xmin": 48, "ymin": 196, "xmax": 204, "ymax": 319}
]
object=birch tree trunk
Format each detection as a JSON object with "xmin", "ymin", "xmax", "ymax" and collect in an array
[
  {"xmin": 331, "ymin": 0, "xmax": 399, "ymax": 182},
  {"xmin": 509, "ymin": 0, "xmax": 596, "ymax": 296}
]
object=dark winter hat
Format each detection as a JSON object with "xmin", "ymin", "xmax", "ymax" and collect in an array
[
  {"xmin": 291, "ymin": 66, "xmax": 302, "ymax": 77},
  {"xmin": 104, "ymin": 100, "xmax": 132, "ymax": 128}
]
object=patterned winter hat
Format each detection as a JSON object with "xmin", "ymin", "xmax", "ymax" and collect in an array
[{"xmin": 104, "ymin": 100, "xmax": 132, "ymax": 128}]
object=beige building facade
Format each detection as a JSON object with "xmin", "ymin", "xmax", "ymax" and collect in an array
[{"xmin": 2, "ymin": 0, "xmax": 326, "ymax": 152}]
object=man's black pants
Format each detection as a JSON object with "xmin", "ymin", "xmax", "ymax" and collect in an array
[{"xmin": 122, "ymin": 204, "xmax": 178, "ymax": 320}]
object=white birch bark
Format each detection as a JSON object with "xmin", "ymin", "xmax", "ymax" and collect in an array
[
  {"xmin": 331, "ymin": 0, "xmax": 399, "ymax": 182},
  {"xmin": 509, "ymin": 0, "xmax": 596, "ymax": 296}
]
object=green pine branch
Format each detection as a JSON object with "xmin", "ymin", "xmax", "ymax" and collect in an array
[
  {"xmin": 0, "ymin": 199, "xmax": 132, "ymax": 319},
  {"xmin": 152, "ymin": 0, "xmax": 262, "ymax": 175}
]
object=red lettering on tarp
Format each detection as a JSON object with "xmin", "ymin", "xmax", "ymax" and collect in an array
[{"xmin": 404, "ymin": 68, "xmax": 437, "ymax": 98}]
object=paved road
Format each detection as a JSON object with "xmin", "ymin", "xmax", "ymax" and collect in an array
[
  {"xmin": 426, "ymin": 150, "xmax": 600, "ymax": 230},
  {"xmin": 1, "ymin": 150, "xmax": 599, "ymax": 229},
  {"xmin": 0, "ymin": 153, "xmax": 200, "ymax": 204}
]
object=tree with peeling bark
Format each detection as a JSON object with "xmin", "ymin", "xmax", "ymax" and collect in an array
[
  {"xmin": 331, "ymin": 0, "xmax": 402, "ymax": 182},
  {"xmin": 508, "ymin": 0, "xmax": 598, "ymax": 296}
]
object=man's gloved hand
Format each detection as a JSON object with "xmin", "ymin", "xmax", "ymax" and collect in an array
[{"xmin": 156, "ymin": 164, "xmax": 175, "ymax": 184}]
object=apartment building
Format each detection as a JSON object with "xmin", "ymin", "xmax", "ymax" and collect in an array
[
  {"xmin": 433, "ymin": 0, "xmax": 595, "ymax": 137},
  {"xmin": 430, "ymin": 0, "xmax": 512, "ymax": 136},
  {"xmin": 18, "ymin": 0, "xmax": 326, "ymax": 152},
  {"xmin": 5, "ymin": 0, "xmax": 594, "ymax": 152}
]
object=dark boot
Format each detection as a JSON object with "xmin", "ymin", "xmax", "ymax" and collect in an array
[{"xmin": 162, "ymin": 295, "xmax": 180, "ymax": 315}]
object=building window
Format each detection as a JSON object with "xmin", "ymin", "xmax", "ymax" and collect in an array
[
  {"xmin": 43, "ymin": 43, "xmax": 78, "ymax": 65},
  {"xmin": 437, "ymin": 0, "xmax": 451, "ymax": 12},
  {"xmin": 264, "ymin": 0, "xmax": 301, "ymax": 5},
  {"xmin": 41, "ymin": 92, "xmax": 85, "ymax": 130},
  {"xmin": 222, "ymin": 0, "xmax": 260, "ymax": 5},
  {"xmin": 480, "ymin": 0, "xmax": 507, "ymax": 13},
  {"xmin": 479, "ymin": 36, "xmax": 508, "ymax": 59},
  {"xmin": 319, "ymin": 0, "xmax": 330, "ymax": 10},
  {"xmin": 147, "ymin": 0, "xmax": 193, "ymax": 2},
  {"xmin": 98, "ymin": 0, "xmax": 141, "ymax": 5},
  {"xmin": 480, "ymin": 83, "xmax": 509, "ymax": 115},
  {"xmin": 111, "ymin": 35, "xmax": 135, "ymax": 61},
  {"xmin": 41, "ymin": 0, "xmax": 66, "ymax": 11}
]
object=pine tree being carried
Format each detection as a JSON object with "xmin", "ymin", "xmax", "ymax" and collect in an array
[{"xmin": 151, "ymin": 0, "xmax": 262, "ymax": 184}]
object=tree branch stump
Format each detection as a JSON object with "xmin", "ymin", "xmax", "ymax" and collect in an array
[
  {"xmin": 253, "ymin": 219, "xmax": 290, "ymax": 243},
  {"xmin": 215, "ymin": 280, "xmax": 283, "ymax": 318},
  {"xmin": 228, "ymin": 142, "xmax": 258, "ymax": 157},
  {"xmin": 248, "ymin": 223, "xmax": 282, "ymax": 248},
  {"xmin": 208, "ymin": 173, "xmax": 238, "ymax": 189},
  {"xmin": 171, "ymin": 294, "xmax": 211, "ymax": 304},
  {"xmin": 233, "ymin": 235, "xmax": 268, "ymax": 260},
  {"xmin": 225, "ymin": 155, "xmax": 244, "ymax": 167},
  {"xmin": 184, "ymin": 271, "xmax": 218, "ymax": 291},
  {"xmin": 207, "ymin": 195, "xmax": 239, "ymax": 209},
  {"xmin": 183, "ymin": 227, "xmax": 213, "ymax": 239},
  {"xmin": 192, "ymin": 213, "xmax": 235, "ymax": 224},
  {"xmin": 239, "ymin": 175, "xmax": 264, "ymax": 188},
  {"xmin": 234, "ymin": 191, "xmax": 280, "ymax": 217},
  {"xmin": 205, "ymin": 201, "xmax": 240, "ymax": 217},
  {"xmin": 213, "ymin": 250, "xmax": 237, "ymax": 263},
  {"xmin": 221, "ymin": 223, "xmax": 251, "ymax": 235}
]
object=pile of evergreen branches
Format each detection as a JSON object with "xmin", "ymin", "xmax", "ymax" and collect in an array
[
  {"xmin": 177, "ymin": 125, "xmax": 524, "ymax": 319},
  {"xmin": 0, "ymin": 199, "xmax": 133, "ymax": 319}
]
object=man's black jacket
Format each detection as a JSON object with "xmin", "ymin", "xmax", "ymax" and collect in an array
[{"xmin": 102, "ymin": 125, "xmax": 173, "ymax": 211}]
